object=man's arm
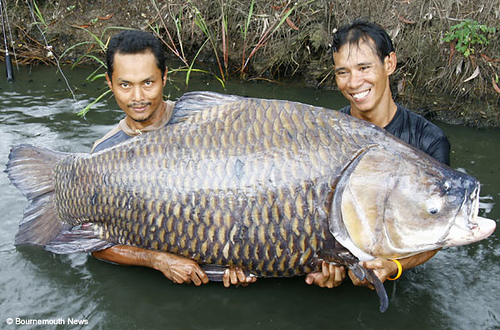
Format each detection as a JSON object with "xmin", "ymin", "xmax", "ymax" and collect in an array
[
  {"xmin": 349, "ymin": 249, "xmax": 440, "ymax": 289},
  {"xmin": 92, "ymin": 245, "xmax": 209, "ymax": 285},
  {"xmin": 92, "ymin": 245, "xmax": 257, "ymax": 287},
  {"xmin": 305, "ymin": 250, "xmax": 439, "ymax": 289}
]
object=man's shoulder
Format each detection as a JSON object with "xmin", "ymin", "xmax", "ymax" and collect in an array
[
  {"xmin": 90, "ymin": 100, "xmax": 175, "ymax": 153},
  {"xmin": 91, "ymin": 123, "xmax": 126, "ymax": 153},
  {"xmin": 397, "ymin": 105, "xmax": 446, "ymax": 137},
  {"xmin": 392, "ymin": 104, "xmax": 451, "ymax": 164}
]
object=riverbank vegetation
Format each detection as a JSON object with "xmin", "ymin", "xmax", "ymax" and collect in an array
[{"xmin": 1, "ymin": 0, "xmax": 498, "ymax": 126}]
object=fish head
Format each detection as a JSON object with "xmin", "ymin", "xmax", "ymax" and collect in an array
[{"xmin": 330, "ymin": 145, "xmax": 496, "ymax": 260}]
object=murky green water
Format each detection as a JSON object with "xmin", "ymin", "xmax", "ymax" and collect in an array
[{"xmin": 1, "ymin": 66, "xmax": 498, "ymax": 330}]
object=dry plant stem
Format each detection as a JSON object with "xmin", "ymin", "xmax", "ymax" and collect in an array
[
  {"xmin": 150, "ymin": 0, "xmax": 188, "ymax": 66},
  {"xmin": 221, "ymin": 4, "xmax": 228, "ymax": 75},
  {"xmin": 190, "ymin": 1, "xmax": 225, "ymax": 82},
  {"xmin": 241, "ymin": 1, "xmax": 302, "ymax": 74}
]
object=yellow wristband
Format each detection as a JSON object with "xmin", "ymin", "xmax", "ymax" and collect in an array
[{"xmin": 387, "ymin": 259, "xmax": 403, "ymax": 281}]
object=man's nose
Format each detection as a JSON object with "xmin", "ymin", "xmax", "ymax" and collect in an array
[
  {"xmin": 132, "ymin": 86, "xmax": 145, "ymax": 101},
  {"xmin": 347, "ymin": 71, "xmax": 363, "ymax": 89}
]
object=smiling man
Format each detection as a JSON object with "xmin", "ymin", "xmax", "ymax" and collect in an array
[
  {"xmin": 333, "ymin": 20, "xmax": 450, "ymax": 164},
  {"xmin": 91, "ymin": 30, "xmax": 255, "ymax": 287},
  {"xmin": 306, "ymin": 20, "xmax": 451, "ymax": 289}
]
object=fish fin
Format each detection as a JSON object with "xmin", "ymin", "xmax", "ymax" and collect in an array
[
  {"xmin": 365, "ymin": 268, "xmax": 389, "ymax": 313},
  {"xmin": 200, "ymin": 264, "xmax": 226, "ymax": 282},
  {"xmin": 170, "ymin": 91, "xmax": 244, "ymax": 124},
  {"xmin": 15, "ymin": 193, "xmax": 69, "ymax": 246},
  {"xmin": 45, "ymin": 225, "xmax": 114, "ymax": 254},
  {"xmin": 6, "ymin": 144, "xmax": 68, "ymax": 247},
  {"xmin": 6, "ymin": 144, "xmax": 67, "ymax": 200},
  {"xmin": 348, "ymin": 262, "xmax": 367, "ymax": 280},
  {"xmin": 322, "ymin": 247, "xmax": 389, "ymax": 312},
  {"xmin": 348, "ymin": 263, "xmax": 389, "ymax": 313},
  {"xmin": 200, "ymin": 264, "xmax": 257, "ymax": 282}
]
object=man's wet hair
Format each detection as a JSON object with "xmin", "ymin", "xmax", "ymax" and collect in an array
[
  {"xmin": 106, "ymin": 30, "xmax": 166, "ymax": 81},
  {"xmin": 332, "ymin": 19, "xmax": 395, "ymax": 64}
]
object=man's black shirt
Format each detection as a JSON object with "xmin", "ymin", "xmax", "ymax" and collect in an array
[{"xmin": 339, "ymin": 104, "xmax": 451, "ymax": 165}]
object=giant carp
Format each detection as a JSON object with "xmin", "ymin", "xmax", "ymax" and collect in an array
[{"xmin": 6, "ymin": 91, "xmax": 496, "ymax": 312}]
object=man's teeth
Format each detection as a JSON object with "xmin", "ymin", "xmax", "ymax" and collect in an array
[{"xmin": 352, "ymin": 90, "xmax": 369, "ymax": 100}]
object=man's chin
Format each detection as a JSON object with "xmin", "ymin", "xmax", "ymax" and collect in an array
[
  {"xmin": 132, "ymin": 117, "xmax": 150, "ymax": 123},
  {"xmin": 130, "ymin": 112, "xmax": 153, "ymax": 123},
  {"xmin": 350, "ymin": 99, "xmax": 374, "ymax": 113}
]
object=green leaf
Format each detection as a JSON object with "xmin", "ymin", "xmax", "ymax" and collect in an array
[{"xmin": 77, "ymin": 90, "xmax": 113, "ymax": 117}]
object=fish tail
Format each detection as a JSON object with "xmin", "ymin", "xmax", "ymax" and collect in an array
[{"xmin": 5, "ymin": 144, "xmax": 69, "ymax": 247}]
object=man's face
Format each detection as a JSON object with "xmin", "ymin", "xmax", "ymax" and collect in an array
[
  {"xmin": 333, "ymin": 39, "xmax": 396, "ymax": 115},
  {"xmin": 106, "ymin": 51, "xmax": 166, "ymax": 130}
]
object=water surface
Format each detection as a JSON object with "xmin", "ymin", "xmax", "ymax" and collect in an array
[{"xmin": 0, "ymin": 66, "xmax": 498, "ymax": 329}]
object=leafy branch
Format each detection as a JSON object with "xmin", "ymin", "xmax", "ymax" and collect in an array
[{"xmin": 443, "ymin": 19, "xmax": 496, "ymax": 58}]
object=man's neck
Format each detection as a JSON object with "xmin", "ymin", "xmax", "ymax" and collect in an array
[{"xmin": 351, "ymin": 100, "xmax": 398, "ymax": 128}]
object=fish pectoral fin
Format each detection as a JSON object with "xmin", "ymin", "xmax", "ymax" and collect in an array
[
  {"xmin": 348, "ymin": 263, "xmax": 366, "ymax": 281},
  {"xmin": 45, "ymin": 225, "xmax": 114, "ymax": 254},
  {"xmin": 350, "ymin": 264, "xmax": 389, "ymax": 313},
  {"xmin": 324, "ymin": 247, "xmax": 390, "ymax": 313}
]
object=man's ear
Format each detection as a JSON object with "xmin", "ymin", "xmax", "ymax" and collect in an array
[
  {"xmin": 162, "ymin": 68, "xmax": 168, "ymax": 86},
  {"xmin": 105, "ymin": 72, "xmax": 113, "ymax": 90},
  {"xmin": 385, "ymin": 52, "xmax": 397, "ymax": 75}
]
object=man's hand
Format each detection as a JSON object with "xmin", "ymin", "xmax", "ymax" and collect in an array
[
  {"xmin": 349, "ymin": 250, "xmax": 440, "ymax": 290},
  {"xmin": 150, "ymin": 251, "xmax": 209, "ymax": 286},
  {"xmin": 348, "ymin": 258, "xmax": 397, "ymax": 290},
  {"xmin": 222, "ymin": 266, "xmax": 257, "ymax": 287},
  {"xmin": 305, "ymin": 261, "xmax": 346, "ymax": 288}
]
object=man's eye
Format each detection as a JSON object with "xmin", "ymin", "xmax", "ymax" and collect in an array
[
  {"xmin": 145, "ymin": 81, "xmax": 153, "ymax": 86},
  {"xmin": 120, "ymin": 83, "xmax": 129, "ymax": 88}
]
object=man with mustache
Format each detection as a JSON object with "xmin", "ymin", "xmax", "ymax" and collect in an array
[{"xmin": 91, "ymin": 30, "xmax": 255, "ymax": 287}]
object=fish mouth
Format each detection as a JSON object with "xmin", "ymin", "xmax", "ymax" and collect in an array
[
  {"xmin": 444, "ymin": 184, "xmax": 496, "ymax": 246},
  {"xmin": 470, "ymin": 216, "xmax": 497, "ymax": 240}
]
